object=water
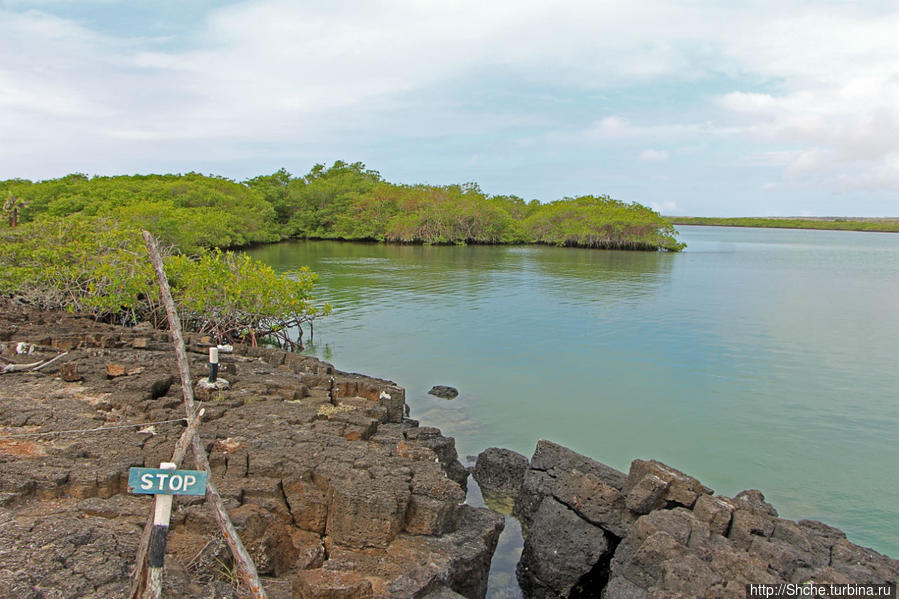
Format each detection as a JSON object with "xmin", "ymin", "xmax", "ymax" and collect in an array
[{"xmin": 246, "ymin": 226, "xmax": 899, "ymax": 589}]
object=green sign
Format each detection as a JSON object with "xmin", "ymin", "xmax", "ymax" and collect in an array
[{"xmin": 128, "ymin": 467, "xmax": 208, "ymax": 495}]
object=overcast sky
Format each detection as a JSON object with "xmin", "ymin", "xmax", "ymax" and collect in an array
[{"xmin": 1, "ymin": 1, "xmax": 898, "ymax": 216}]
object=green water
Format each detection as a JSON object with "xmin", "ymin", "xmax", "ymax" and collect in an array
[{"xmin": 246, "ymin": 226, "xmax": 899, "ymax": 563}]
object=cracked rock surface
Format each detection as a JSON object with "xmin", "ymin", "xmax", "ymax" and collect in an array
[{"xmin": 0, "ymin": 309, "xmax": 503, "ymax": 598}]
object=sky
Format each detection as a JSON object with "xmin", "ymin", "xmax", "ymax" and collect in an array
[{"xmin": 1, "ymin": 1, "xmax": 898, "ymax": 216}]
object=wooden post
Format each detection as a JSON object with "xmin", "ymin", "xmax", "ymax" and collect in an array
[
  {"xmin": 208, "ymin": 347, "xmax": 219, "ymax": 383},
  {"xmin": 328, "ymin": 376, "xmax": 337, "ymax": 405},
  {"xmin": 142, "ymin": 230, "xmax": 267, "ymax": 599},
  {"xmin": 144, "ymin": 462, "xmax": 176, "ymax": 599},
  {"xmin": 129, "ymin": 409, "xmax": 205, "ymax": 599}
]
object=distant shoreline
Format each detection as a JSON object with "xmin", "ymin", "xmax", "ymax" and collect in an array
[{"xmin": 667, "ymin": 216, "xmax": 899, "ymax": 233}]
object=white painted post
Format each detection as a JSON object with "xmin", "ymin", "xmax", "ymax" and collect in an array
[
  {"xmin": 129, "ymin": 409, "xmax": 205, "ymax": 599},
  {"xmin": 208, "ymin": 346, "xmax": 219, "ymax": 383},
  {"xmin": 144, "ymin": 462, "xmax": 176, "ymax": 599}
]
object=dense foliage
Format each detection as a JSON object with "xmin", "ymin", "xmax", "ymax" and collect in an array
[
  {"xmin": 668, "ymin": 216, "xmax": 899, "ymax": 233},
  {"xmin": 166, "ymin": 249, "xmax": 327, "ymax": 347},
  {"xmin": 526, "ymin": 196, "xmax": 685, "ymax": 251},
  {"xmin": 247, "ymin": 161, "xmax": 684, "ymax": 250},
  {"xmin": 1, "ymin": 173, "xmax": 279, "ymax": 253},
  {"xmin": 0, "ymin": 217, "xmax": 327, "ymax": 346},
  {"xmin": 2, "ymin": 161, "xmax": 685, "ymax": 252}
]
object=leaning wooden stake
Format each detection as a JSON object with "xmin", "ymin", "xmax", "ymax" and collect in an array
[
  {"xmin": 142, "ymin": 230, "xmax": 267, "ymax": 599},
  {"xmin": 129, "ymin": 408, "xmax": 205, "ymax": 599}
]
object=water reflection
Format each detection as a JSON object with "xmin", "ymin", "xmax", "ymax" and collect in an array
[
  {"xmin": 249, "ymin": 241, "xmax": 675, "ymax": 309},
  {"xmin": 465, "ymin": 473, "xmax": 525, "ymax": 599}
]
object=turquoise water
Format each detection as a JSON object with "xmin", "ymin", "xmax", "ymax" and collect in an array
[{"xmin": 246, "ymin": 226, "xmax": 899, "ymax": 562}]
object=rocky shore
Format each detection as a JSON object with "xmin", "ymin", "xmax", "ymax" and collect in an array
[
  {"xmin": 0, "ymin": 309, "xmax": 502, "ymax": 598},
  {"xmin": 474, "ymin": 443, "xmax": 898, "ymax": 598},
  {"xmin": 2, "ymin": 308, "xmax": 896, "ymax": 599}
]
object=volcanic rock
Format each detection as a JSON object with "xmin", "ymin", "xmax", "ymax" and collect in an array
[{"xmin": 428, "ymin": 385, "xmax": 459, "ymax": 399}]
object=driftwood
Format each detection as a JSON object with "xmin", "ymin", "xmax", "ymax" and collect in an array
[
  {"xmin": 33, "ymin": 352, "xmax": 69, "ymax": 371},
  {"xmin": 0, "ymin": 351, "xmax": 68, "ymax": 374},
  {"xmin": 129, "ymin": 408, "xmax": 205, "ymax": 599},
  {"xmin": 141, "ymin": 230, "xmax": 267, "ymax": 599}
]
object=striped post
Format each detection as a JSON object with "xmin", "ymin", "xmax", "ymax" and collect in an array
[
  {"xmin": 208, "ymin": 347, "xmax": 219, "ymax": 383},
  {"xmin": 145, "ymin": 462, "xmax": 176, "ymax": 599}
]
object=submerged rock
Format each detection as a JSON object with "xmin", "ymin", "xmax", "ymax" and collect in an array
[{"xmin": 428, "ymin": 385, "xmax": 459, "ymax": 399}]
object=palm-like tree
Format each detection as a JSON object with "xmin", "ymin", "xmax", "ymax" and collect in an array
[{"xmin": 3, "ymin": 191, "xmax": 26, "ymax": 227}]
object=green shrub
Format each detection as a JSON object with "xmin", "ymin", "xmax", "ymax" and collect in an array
[
  {"xmin": 0, "ymin": 216, "xmax": 327, "ymax": 346},
  {"xmin": 525, "ymin": 196, "xmax": 685, "ymax": 251}
]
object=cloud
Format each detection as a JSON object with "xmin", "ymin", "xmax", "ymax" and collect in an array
[
  {"xmin": 788, "ymin": 149, "xmax": 827, "ymax": 174},
  {"xmin": 0, "ymin": 0, "xmax": 898, "ymax": 210},
  {"xmin": 720, "ymin": 88, "xmax": 899, "ymax": 190},
  {"xmin": 587, "ymin": 117, "xmax": 631, "ymax": 139},
  {"xmin": 715, "ymin": 26, "xmax": 899, "ymax": 192},
  {"xmin": 651, "ymin": 200, "xmax": 678, "ymax": 214},
  {"xmin": 556, "ymin": 118, "xmax": 709, "ymax": 148},
  {"xmin": 639, "ymin": 149, "xmax": 669, "ymax": 162},
  {"xmin": 718, "ymin": 92, "xmax": 778, "ymax": 114}
]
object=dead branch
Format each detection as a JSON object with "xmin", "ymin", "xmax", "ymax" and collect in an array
[
  {"xmin": 142, "ymin": 230, "xmax": 267, "ymax": 599},
  {"xmin": 0, "ymin": 352, "xmax": 68, "ymax": 374},
  {"xmin": 32, "ymin": 351, "xmax": 69, "ymax": 371},
  {"xmin": 1, "ymin": 361, "xmax": 42, "ymax": 373}
]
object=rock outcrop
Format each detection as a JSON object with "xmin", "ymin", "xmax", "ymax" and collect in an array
[
  {"xmin": 472, "ymin": 447, "xmax": 528, "ymax": 511},
  {"xmin": 0, "ymin": 309, "xmax": 503, "ymax": 598},
  {"xmin": 474, "ymin": 440, "xmax": 898, "ymax": 599}
]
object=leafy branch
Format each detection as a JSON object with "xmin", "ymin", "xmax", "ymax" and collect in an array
[{"xmin": 0, "ymin": 216, "xmax": 328, "ymax": 348}]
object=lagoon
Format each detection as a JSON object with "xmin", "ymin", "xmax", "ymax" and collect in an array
[{"xmin": 246, "ymin": 226, "xmax": 899, "ymax": 565}]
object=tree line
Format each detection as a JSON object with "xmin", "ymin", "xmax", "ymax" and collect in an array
[
  {"xmin": 2, "ymin": 161, "xmax": 685, "ymax": 253},
  {"xmin": 668, "ymin": 216, "xmax": 899, "ymax": 233}
]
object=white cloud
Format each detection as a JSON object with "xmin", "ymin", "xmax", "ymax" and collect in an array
[
  {"xmin": 651, "ymin": 200, "xmax": 678, "ymax": 214},
  {"xmin": 557, "ymin": 118, "xmax": 710, "ymax": 147},
  {"xmin": 789, "ymin": 149, "xmax": 826, "ymax": 174},
  {"xmin": 718, "ymin": 92, "xmax": 778, "ymax": 114},
  {"xmin": 639, "ymin": 149, "xmax": 669, "ymax": 162},
  {"xmin": 584, "ymin": 117, "xmax": 631, "ymax": 139},
  {"xmin": 0, "ymin": 0, "xmax": 898, "ymax": 208},
  {"xmin": 716, "ymin": 76, "xmax": 899, "ymax": 190}
]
